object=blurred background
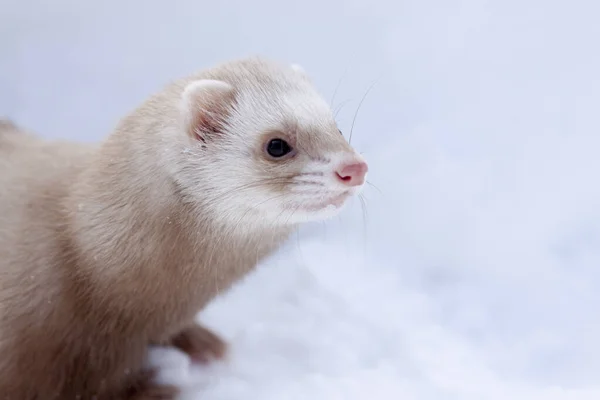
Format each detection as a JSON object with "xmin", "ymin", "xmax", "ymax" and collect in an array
[{"xmin": 2, "ymin": 0, "xmax": 599, "ymax": 399}]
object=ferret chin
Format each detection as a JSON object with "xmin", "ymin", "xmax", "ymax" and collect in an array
[{"xmin": 0, "ymin": 56, "xmax": 369, "ymax": 399}]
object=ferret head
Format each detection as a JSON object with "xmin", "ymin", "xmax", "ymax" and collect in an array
[{"xmin": 169, "ymin": 57, "xmax": 368, "ymax": 228}]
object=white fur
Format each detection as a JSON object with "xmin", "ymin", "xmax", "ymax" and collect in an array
[
  {"xmin": 282, "ymin": 151, "xmax": 368, "ymax": 224},
  {"xmin": 181, "ymin": 79, "xmax": 233, "ymax": 109},
  {"xmin": 180, "ymin": 79, "xmax": 234, "ymax": 134},
  {"xmin": 291, "ymin": 63, "xmax": 307, "ymax": 75},
  {"xmin": 169, "ymin": 59, "xmax": 367, "ymax": 230}
]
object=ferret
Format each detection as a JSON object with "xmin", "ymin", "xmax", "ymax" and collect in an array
[{"xmin": 0, "ymin": 57, "xmax": 369, "ymax": 399}]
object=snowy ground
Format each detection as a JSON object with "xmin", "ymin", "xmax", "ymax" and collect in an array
[{"xmin": 2, "ymin": 0, "xmax": 600, "ymax": 399}]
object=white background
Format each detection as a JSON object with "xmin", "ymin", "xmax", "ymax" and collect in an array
[{"xmin": 2, "ymin": 0, "xmax": 599, "ymax": 399}]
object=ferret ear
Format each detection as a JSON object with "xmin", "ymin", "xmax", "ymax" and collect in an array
[
  {"xmin": 291, "ymin": 63, "xmax": 311, "ymax": 81},
  {"xmin": 180, "ymin": 79, "xmax": 236, "ymax": 142},
  {"xmin": 291, "ymin": 64, "xmax": 305, "ymax": 74}
]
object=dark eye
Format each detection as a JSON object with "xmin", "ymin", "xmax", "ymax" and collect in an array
[{"xmin": 266, "ymin": 138, "xmax": 292, "ymax": 158}]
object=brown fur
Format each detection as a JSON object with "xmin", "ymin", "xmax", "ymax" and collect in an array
[{"xmin": 0, "ymin": 58, "xmax": 365, "ymax": 399}]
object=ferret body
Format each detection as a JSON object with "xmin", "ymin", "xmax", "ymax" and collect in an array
[{"xmin": 0, "ymin": 58, "xmax": 368, "ymax": 399}]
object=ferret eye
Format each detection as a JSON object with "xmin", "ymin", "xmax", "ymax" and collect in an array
[{"xmin": 266, "ymin": 139, "xmax": 292, "ymax": 158}]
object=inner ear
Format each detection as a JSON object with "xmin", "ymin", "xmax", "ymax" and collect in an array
[{"xmin": 180, "ymin": 79, "xmax": 236, "ymax": 142}]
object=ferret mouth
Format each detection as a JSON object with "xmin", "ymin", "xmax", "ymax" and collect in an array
[{"xmin": 301, "ymin": 191, "xmax": 351, "ymax": 212}]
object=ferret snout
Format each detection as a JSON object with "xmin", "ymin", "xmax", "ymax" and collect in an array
[{"xmin": 334, "ymin": 159, "xmax": 368, "ymax": 187}]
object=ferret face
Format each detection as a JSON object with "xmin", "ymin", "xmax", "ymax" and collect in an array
[{"xmin": 175, "ymin": 58, "xmax": 368, "ymax": 227}]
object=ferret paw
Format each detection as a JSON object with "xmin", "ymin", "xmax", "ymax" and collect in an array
[{"xmin": 170, "ymin": 323, "xmax": 228, "ymax": 363}]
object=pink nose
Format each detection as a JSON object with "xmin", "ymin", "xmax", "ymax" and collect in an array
[{"xmin": 335, "ymin": 161, "xmax": 368, "ymax": 187}]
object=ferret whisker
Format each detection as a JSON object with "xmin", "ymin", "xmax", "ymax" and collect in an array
[
  {"xmin": 334, "ymin": 99, "xmax": 352, "ymax": 122},
  {"xmin": 366, "ymin": 180, "xmax": 382, "ymax": 194},
  {"xmin": 295, "ymin": 171, "xmax": 324, "ymax": 177},
  {"xmin": 283, "ymin": 202, "xmax": 305, "ymax": 226},
  {"xmin": 359, "ymin": 193, "xmax": 369, "ymax": 234},
  {"xmin": 294, "ymin": 229, "xmax": 306, "ymax": 266},
  {"xmin": 330, "ymin": 68, "xmax": 347, "ymax": 108},
  {"xmin": 349, "ymin": 80, "xmax": 377, "ymax": 145},
  {"xmin": 207, "ymin": 177, "xmax": 297, "ymax": 202},
  {"xmin": 292, "ymin": 180, "xmax": 326, "ymax": 186},
  {"xmin": 235, "ymin": 192, "xmax": 290, "ymax": 225},
  {"xmin": 290, "ymin": 192, "xmax": 331, "ymax": 199},
  {"xmin": 269, "ymin": 202, "xmax": 293, "ymax": 231}
]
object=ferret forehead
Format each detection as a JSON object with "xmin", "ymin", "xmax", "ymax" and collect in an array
[
  {"xmin": 230, "ymin": 88, "xmax": 334, "ymax": 139},
  {"xmin": 199, "ymin": 57, "xmax": 336, "ymax": 131},
  {"xmin": 282, "ymin": 90, "xmax": 334, "ymax": 128},
  {"xmin": 230, "ymin": 70, "xmax": 334, "ymax": 127}
]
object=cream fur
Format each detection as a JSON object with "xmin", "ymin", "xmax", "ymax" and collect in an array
[{"xmin": 0, "ymin": 57, "xmax": 367, "ymax": 399}]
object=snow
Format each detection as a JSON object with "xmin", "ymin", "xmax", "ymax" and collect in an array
[{"xmin": 2, "ymin": 0, "xmax": 600, "ymax": 398}]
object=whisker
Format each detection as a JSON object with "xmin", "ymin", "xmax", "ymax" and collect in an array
[
  {"xmin": 334, "ymin": 99, "xmax": 352, "ymax": 121},
  {"xmin": 295, "ymin": 229, "xmax": 306, "ymax": 267},
  {"xmin": 292, "ymin": 180, "xmax": 326, "ymax": 186},
  {"xmin": 289, "ymin": 191, "xmax": 333, "ymax": 199},
  {"xmin": 283, "ymin": 202, "xmax": 304, "ymax": 226},
  {"xmin": 206, "ymin": 176, "xmax": 297, "ymax": 203},
  {"xmin": 296, "ymin": 172, "xmax": 324, "ymax": 177},
  {"xmin": 330, "ymin": 68, "xmax": 347, "ymax": 108},
  {"xmin": 366, "ymin": 180, "xmax": 382, "ymax": 194},
  {"xmin": 359, "ymin": 193, "xmax": 369, "ymax": 252},
  {"xmin": 235, "ymin": 192, "xmax": 291, "ymax": 225},
  {"xmin": 267, "ymin": 200, "xmax": 299, "ymax": 232},
  {"xmin": 359, "ymin": 194, "xmax": 368, "ymax": 223},
  {"xmin": 349, "ymin": 80, "xmax": 378, "ymax": 145}
]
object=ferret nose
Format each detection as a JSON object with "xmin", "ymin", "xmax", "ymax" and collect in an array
[{"xmin": 335, "ymin": 161, "xmax": 368, "ymax": 187}]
